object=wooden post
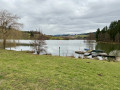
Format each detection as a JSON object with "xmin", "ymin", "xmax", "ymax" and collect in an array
[{"xmin": 59, "ymin": 46, "xmax": 60, "ymax": 56}]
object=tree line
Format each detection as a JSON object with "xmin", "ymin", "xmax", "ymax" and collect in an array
[{"xmin": 96, "ymin": 20, "xmax": 120, "ymax": 42}]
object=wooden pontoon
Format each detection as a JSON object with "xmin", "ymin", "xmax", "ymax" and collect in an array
[{"xmin": 75, "ymin": 51, "xmax": 85, "ymax": 54}]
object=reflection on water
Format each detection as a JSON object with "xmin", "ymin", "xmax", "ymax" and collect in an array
[
  {"xmin": 84, "ymin": 40, "xmax": 96, "ymax": 50},
  {"xmin": 95, "ymin": 43, "xmax": 120, "ymax": 54},
  {"xmin": 5, "ymin": 40, "xmax": 120, "ymax": 57}
]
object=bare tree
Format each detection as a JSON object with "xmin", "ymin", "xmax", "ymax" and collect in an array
[
  {"xmin": 87, "ymin": 33, "xmax": 95, "ymax": 40},
  {"xmin": 104, "ymin": 33, "xmax": 110, "ymax": 42},
  {"xmin": 115, "ymin": 33, "xmax": 120, "ymax": 42},
  {"xmin": 0, "ymin": 10, "xmax": 22, "ymax": 49},
  {"xmin": 32, "ymin": 30, "xmax": 47, "ymax": 55},
  {"xmin": 85, "ymin": 33, "xmax": 95, "ymax": 43}
]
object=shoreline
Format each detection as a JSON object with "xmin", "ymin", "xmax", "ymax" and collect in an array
[{"xmin": 97, "ymin": 41, "xmax": 120, "ymax": 44}]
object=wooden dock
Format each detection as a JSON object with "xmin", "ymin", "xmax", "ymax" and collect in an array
[
  {"xmin": 75, "ymin": 51, "xmax": 116, "ymax": 58},
  {"xmin": 75, "ymin": 51, "xmax": 85, "ymax": 54}
]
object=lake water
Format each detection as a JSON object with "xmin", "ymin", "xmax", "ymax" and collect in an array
[{"xmin": 5, "ymin": 40, "xmax": 120, "ymax": 57}]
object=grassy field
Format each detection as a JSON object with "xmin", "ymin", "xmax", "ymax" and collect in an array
[
  {"xmin": 0, "ymin": 50, "xmax": 120, "ymax": 89},
  {"xmin": 75, "ymin": 35, "xmax": 88, "ymax": 39}
]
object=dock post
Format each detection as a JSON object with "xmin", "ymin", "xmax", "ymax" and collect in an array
[{"xmin": 59, "ymin": 46, "xmax": 60, "ymax": 56}]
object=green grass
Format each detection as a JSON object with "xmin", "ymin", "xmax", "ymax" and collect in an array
[
  {"xmin": 0, "ymin": 50, "xmax": 120, "ymax": 89},
  {"xmin": 75, "ymin": 35, "xmax": 88, "ymax": 38},
  {"xmin": 49, "ymin": 36, "xmax": 65, "ymax": 40}
]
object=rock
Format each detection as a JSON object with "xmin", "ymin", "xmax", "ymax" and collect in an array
[
  {"xmin": 98, "ymin": 74, "xmax": 102, "ymax": 76},
  {"xmin": 116, "ymin": 57, "xmax": 120, "ymax": 62}
]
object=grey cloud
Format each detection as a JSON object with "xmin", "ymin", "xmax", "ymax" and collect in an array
[{"xmin": 0, "ymin": 0, "xmax": 120, "ymax": 34}]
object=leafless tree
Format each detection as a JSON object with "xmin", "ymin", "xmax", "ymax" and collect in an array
[
  {"xmin": 32, "ymin": 30, "xmax": 47, "ymax": 55},
  {"xmin": 0, "ymin": 10, "xmax": 22, "ymax": 49},
  {"xmin": 85, "ymin": 33, "xmax": 95, "ymax": 43},
  {"xmin": 98, "ymin": 33, "xmax": 103, "ymax": 41},
  {"xmin": 104, "ymin": 33, "xmax": 110, "ymax": 42},
  {"xmin": 87, "ymin": 33, "xmax": 95, "ymax": 40},
  {"xmin": 115, "ymin": 33, "xmax": 120, "ymax": 42}
]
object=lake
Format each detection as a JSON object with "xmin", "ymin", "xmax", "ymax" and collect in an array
[{"xmin": 5, "ymin": 40, "xmax": 120, "ymax": 57}]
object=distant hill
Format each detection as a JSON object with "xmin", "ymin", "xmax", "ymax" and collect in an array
[
  {"xmin": 21, "ymin": 31, "xmax": 96, "ymax": 40},
  {"xmin": 52, "ymin": 32, "xmax": 96, "ymax": 37}
]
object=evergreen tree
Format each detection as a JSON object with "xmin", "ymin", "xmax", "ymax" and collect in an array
[
  {"xmin": 96, "ymin": 20, "xmax": 120, "ymax": 43},
  {"xmin": 96, "ymin": 28, "xmax": 100, "ymax": 41}
]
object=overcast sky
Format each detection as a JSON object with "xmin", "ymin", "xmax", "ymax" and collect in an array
[{"xmin": 0, "ymin": 0, "xmax": 120, "ymax": 35}]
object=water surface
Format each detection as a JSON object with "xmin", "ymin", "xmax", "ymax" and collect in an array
[{"xmin": 5, "ymin": 40, "xmax": 120, "ymax": 57}]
